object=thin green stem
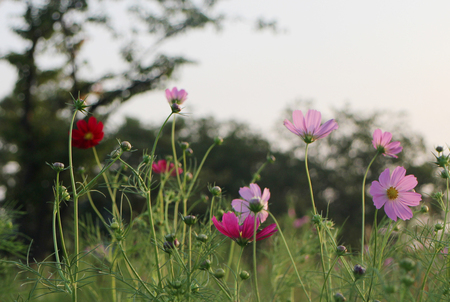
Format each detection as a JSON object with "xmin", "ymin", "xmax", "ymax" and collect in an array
[
  {"xmin": 367, "ymin": 209, "xmax": 378, "ymax": 301},
  {"xmin": 146, "ymin": 190, "xmax": 162, "ymax": 284},
  {"xmin": 92, "ymin": 147, "xmax": 118, "ymax": 217},
  {"xmin": 319, "ymin": 257, "xmax": 339, "ymax": 302},
  {"xmin": 253, "ymin": 216, "xmax": 261, "ymax": 302},
  {"xmin": 304, "ymin": 144, "xmax": 317, "ymax": 215},
  {"xmin": 269, "ymin": 212, "xmax": 311, "ymax": 302},
  {"xmin": 235, "ymin": 246, "xmax": 245, "ymax": 302},
  {"xmin": 224, "ymin": 241, "xmax": 235, "ymax": 282},
  {"xmin": 361, "ymin": 153, "xmax": 379, "ymax": 263}
]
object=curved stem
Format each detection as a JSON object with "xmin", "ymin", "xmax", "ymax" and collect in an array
[
  {"xmin": 361, "ymin": 153, "xmax": 379, "ymax": 263},
  {"xmin": 269, "ymin": 212, "xmax": 311, "ymax": 302},
  {"xmin": 252, "ymin": 216, "xmax": 261, "ymax": 302},
  {"xmin": 304, "ymin": 144, "xmax": 317, "ymax": 215},
  {"xmin": 235, "ymin": 246, "xmax": 245, "ymax": 302}
]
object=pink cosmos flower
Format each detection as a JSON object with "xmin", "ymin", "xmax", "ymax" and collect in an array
[
  {"xmin": 212, "ymin": 212, "xmax": 277, "ymax": 247},
  {"xmin": 165, "ymin": 87, "xmax": 188, "ymax": 105},
  {"xmin": 293, "ymin": 216, "xmax": 310, "ymax": 228},
  {"xmin": 283, "ymin": 109, "xmax": 338, "ymax": 144},
  {"xmin": 370, "ymin": 166, "xmax": 421, "ymax": 221},
  {"xmin": 232, "ymin": 183, "xmax": 270, "ymax": 224},
  {"xmin": 152, "ymin": 159, "xmax": 183, "ymax": 177},
  {"xmin": 372, "ymin": 129, "xmax": 402, "ymax": 158}
]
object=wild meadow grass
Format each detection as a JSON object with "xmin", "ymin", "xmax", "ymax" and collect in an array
[{"xmin": 0, "ymin": 88, "xmax": 449, "ymax": 301}]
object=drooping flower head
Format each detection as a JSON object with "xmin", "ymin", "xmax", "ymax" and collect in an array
[
  {"xmin": 212, "ymin": 212, "xmax": 277, "ymax": 247},
  {"xmin": 152, "ymin": 159, "xmax": 183, "ymax": 177},
  {"xmin": 283, "ymin": 109, "xmax": 338, "ymax": 144},
  {"xmin": 232, "ymin": 183, "xmax": 270, "ymax": 224},
  {"xmin": 372, "ymin": 129, "xmax": 402, "ymax": 158},
  {"xmin": 72, "ymin": 116, "xmax": 104, "ymax": 149},
  {"xmin": 165, "ymin": 87, "xmax": 188, "ymax": 105},
  {"xmin": 369, "ymin": 166, "xmax": 421, "ymax": 221}
]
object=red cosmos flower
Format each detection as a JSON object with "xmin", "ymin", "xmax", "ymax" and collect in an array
[
  {"xmin": 152, "ymin": 159, "xmax": 183, "ymax": 177},
  {"xmin": 72, "ymin": 116, "xmax": 104, "ymax": 149}
]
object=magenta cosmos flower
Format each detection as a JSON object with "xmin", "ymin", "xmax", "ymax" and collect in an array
[
  {"xmin": 372, "ymin": 129, "xmax": 402, "ymax": 158},
  {"xmin": 152, "ymin": 159, "xmax": 183, "ymax": 177},
  {"xmin": 232, "ymin": 183, "xmax": 270, "ymax": 224},
  {"xmin": 212, "ymin": 212, "xmax": 277, "ymax": 247},
  {"xmin": 369, "ymin": 166, "xmax": 421, "ymax": 221},
  {"xmin": 283, "ymin": 109, "xmax": 338, "ymax": 144},
  {"xmin": 165, "ymin": 87, "xmax": 188, "ymax": 105},
  {"xmin": 72, "ymin": 116, "xmax": 104, "ymax": 149}
]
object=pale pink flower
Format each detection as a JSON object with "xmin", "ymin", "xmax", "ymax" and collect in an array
[
  {"xmin": 165, "ymin": 87, "xmax": 188, "ymax": 105},
  {"xmin": 372, "ymin": 129, "xmax": 402, "ymax": 158},
  {"xmin": 283, "ymin": 109, "xmax": 338, "ymax": 144},
  {"xmin": 232, "ymin": 183, "xmax": 270, "ymax": 224},
  {"xmin": 293, "ymin": 216, "xmax": 310, "ymax": 228},
  {"xmin": 212, "ymin": 212, "xmax": 277, "ymax": 247},
  {"xmin": 370, "ymin": 166, "xmax": 421, "ymax": 221}
]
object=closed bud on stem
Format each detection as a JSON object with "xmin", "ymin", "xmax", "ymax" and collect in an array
[
  {"xmin": 399, "ymin": 258, "xmax": 416, "ymax": 271},
  {"xmin": 120, "ymin": 141, "xmax": 132, "ymax": 151},
  {"xmin": 185, "ymin": 148, "xmax": 194, "ymax": 156},
  {"xmin": 239, "ymin": 271, "xmax": 250, "ymax": 280},
  {"xmin": 59, "ymin": 186, "xmax": 70, "ymax": 201},
  {"xmin": 196, "ymin": 234, "xmax": 208, "ymax": 243},
  {"xmin": 210, "ymin": 186, "xmax": 222, "ymax": 196},
  {"xmin": 420, "ymin": 205, "xmax": 429, "ymax": 213},
  {"xmin": 353, "ymin": 264, "xmax": 366, "ymax": 278},
  {"xmin": 213, "ymin": 268, "xmax": 225, "ymax": 279},
  {"xmin": 333, "ymin": 293, "xmax": 347, "ymax": 302},
  {"xmin": 267, "ymin": 154, "xmax": 276, "ymax": 163},
  {"xmin": 436, "ymin": 146, "xmax": 444, "ymax": 153},
  {"xmin": 435, "ymin": 154, "xmax": 450, "ymax": 168},
  {"xmin": 52, "ymin": 162, "xmax": 65, "ymax": 172},
  {"xmin": 248, "ymin": 196, "xmax": 264, "ymax": 213},
  {"xmin": 401, "ymin": 275, "xmax": 414, "ymax": 287},
  {"xmin": 199, "ymin": 259, "xmax": 211, "ymax": 270},
  {"xmin": 185, "ymin": 172, "xmax": 193, "ymax": 180},
  {"xmin": 164, "ymin": 233, "xmax": 177, "ymax": 242},
  {"xmin": 180, "ymin": 142, "xmax": 189, "ymax": 150},
  {"xmin": 163, "ymin": 239, "xmax": 180, "ymax": 253},
  {"xmin": 183, "ymin": 215, "xmax": 197, "ymax": 226},
  {"xmin": 312, "ymin": 214, "xmax": 322, "ymax": 225},
  {"xmin": 336, "ymin": 245, "xmax": 347, "ymax": 256},
  {"xmin": 435, "ymin": 223, "xmax": 444, "ymax": 232},
  {"xmin": 214, "ymin": 136, "xmax": 223, "ymax": 145}
]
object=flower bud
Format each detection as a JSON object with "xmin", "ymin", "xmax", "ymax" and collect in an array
[
  {"xmin": 353, "ymin": 264, "xmax": 366, "ymax": 278},
  {"xmin": 171, "ymin": 103, "xmax": 181, "ymax": 113},
  {"xmin": 191, "ymin": 283, "xmax": 200, "ymax": 293},
  {"xmin": 384, "ymin": 285, "xmax": 398, "ymax": 293},
  {"xmin": 401, "ymin": 275, "xmax": 414, "ymax": 287},
  {"xmin": 312, "ymin": 214, "xmax": 322, "ymax": 225},
  {"xmin": 399, "ymin": 258, "xmax": 416, "ymax": 271},
  {"xmin": 120, "ymin": 141, "xmax": 132, "ymax": 151},
  {"xmin": 393, "ymin": 224, "xmax": 401, "ymax": 231},
  {"xmin": 210, "ymin": 186, "xmax": 222, "ymax": 196},
  {"xmin": 163, "ymin": 239, "xmax": 180, "ymax": 253},
  {"xmin": 267, "ymin": 154, "xmax": 276, "ymax": 163},
  {"xmin": 420, "ymin": 205, "xmax": 429, "ymax": 213},
  {"xmin": 201, "ymin": 194, "xmax": 209, "ymax": 203},
  {"xmin": 214, "ymin": 268, "xmax": 225, "ymax": 279},
  {"xmin": 185, "ymin": 148, "xmax": 194, "ymax": 156},
  {"xmin": 252, "ymin": 173, "xmax": 261, "ymax": 181},
  {"xmin": 183, "ymin": 215, "xmax": 197, "ymax": 226},
  {"xmin": 432, "ymin": 192, "xmax": 444, "ymax": 200},
  {"xmin": 52, "ymin": 162, "xmax": 65, "ymax": 172},
  {"xmin": 59, "ymin": 186, "xmax": 70, "ymax": 201},
  {"xmin": 143, "ymin": 154, "xmax": 151, "ymax": 164},
  {"xmin": 180, "ymin": 142, "xmax": 189, "ymax": 150},
  {"xmin": 214, "ymin": 136, "xmax": 223, "ymax": 146},
  {"xmin": 239, "ymin": 271, "xmax": 250, "ymax": 280},
  {"xmin": 185, "ymin": 172, "xmax": 193, "ymax": 181},
  {"xmin": 435, "ymin": 223, "xmax": 444, "ymax": 232},
  {"xmin": 336, "ymin": 245, "xmax": 347, "ymax": 256},
  {"xmin": 196, "ymin": 234, "xmax": 208, "ymax": 243},
  {"xmin": 164, "ymin": 233, "xmax": 177, "ymax": 242},
  {"xmin": 199, "ymin": 259, "xmax": 211, "ymax": 270},
  {"xmin": 172, "ymin": 280, "xmax": 182, "ymax": 289},
  {"xmin": 436, "ymin": 146, "xmax": 444, "ymax": 153},
  {"xmin": 333, "ymin": 293, "xmax": 346, "ymax": 302},
  {"xmin": 435, "ymin": 155, "xmax": 450, "ymax": 168},
  {"xmin": 77, "ymin": 166, "xmax": 86, "ymax": 174},
  {"xmin": 110, "ymin": 221, "xmax": 120, "ymax": 230}
]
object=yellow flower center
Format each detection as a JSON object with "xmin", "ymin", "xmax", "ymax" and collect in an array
[
  {"xmin": 386, "ymin": 187, "xmax": 398, "ymax": 200},
  {"xmin": 84, "ymin": 132, "xmax": 94, "ymax": 140}
]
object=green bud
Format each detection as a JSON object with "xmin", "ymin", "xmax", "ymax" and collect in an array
[
  {"xmin": 185, "ymin": 148, "xmax": 194, "ymax": 156},
  {"xmin": 436, "ymin": 146, "xmax": 444, "ymax": 153},
  {"xmin": 336, "ymin": 245, "xmax": 347, "ymax": 256},
  {"xmin": 239, "ymin": 270, "xmax": 250, "ymax": 280},
  {"xmin": 435, "ymin": 223, "xmax": 444, "ymax": 232},
  {"xmin": 214, "ymin": 268, "xmax": 225, "ymax": 279},
  {"xmin": 401, "ymin": 275, "xmax": 414, "ymax": 287},
  {"xmin": 210, "ymin": 186, "xmax": 222, "ymax": 196},
  {"xmin": 214, "ymin": 136, "xmax": 223, "ymax": 146},
  {"xmin": 52, "ymin": 162, "xmax": 65, "ymax": 172},
  {"xmin": 165, "ymin": 233, "xmax": 177, "ymax": 242},
  {"xmin": 120, "ymin": 141, "xmax": 132, "ymax": 151},
  {"xmin": 312, "ymin": 214, "xmax": 322, "ymax": 225},
  {"xmin": 163, "ymin": 239, "xmax": 180, "ymax": 253},
  {"xmin": 399, "ymin": 258, "xmax": 416, "ymax": 271},
  {"xmin": 421, "ymin": 205, "xmax": 429, "ymax": 213},
  {"xmin": 183, "ymin": 215, "xmax": 197, "ymax": 226},
  {"xmin": 171, "ymin": 103, "xmax": 181, "ymax": 113},
  {"xmin": 199, "ymin": 259, "xmax": 211, "ymax": 270},
  {"xmin": 196, "ymin": 234, "xmax": 208, "ymax": 243},
  {"xmin": 267, "ymin": 154, "xmax": 276, "ymax": 163},
  {"xmin": 353, "ymin": 264, "xmax": 366, "ymax": 278},
  {"xmin": 384, "ymin": 284, "xmax": 398, "ymax": 294},
  {"xmin": 432, "ymin": 192, "xmax": 444, "ymax": 200},
  {"xmin": 333, "ymin": 293, "xmax": 346, "ymax": 302},
  {"xmin": 110, "ymin": 221, "xmax": 120, "ymax": 230}
]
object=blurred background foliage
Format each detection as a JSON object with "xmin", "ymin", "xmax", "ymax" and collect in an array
[{"xmin": 0, "ymin": 0, "xmax": 440, "ymax": 260}]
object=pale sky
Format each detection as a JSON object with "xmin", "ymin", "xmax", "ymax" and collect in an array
[{"xmin": 1, "ymin": 1, "xmax": 450, "ymax": 148}]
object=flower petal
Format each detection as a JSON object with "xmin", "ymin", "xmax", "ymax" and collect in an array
[{"xmin": 256, "ymin": 224, "xmax": 277, "ymax": 241}]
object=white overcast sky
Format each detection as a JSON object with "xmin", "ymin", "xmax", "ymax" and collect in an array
[{"xmin": 1, "ymin": 1, "xmax": 450, "ymax": 148}]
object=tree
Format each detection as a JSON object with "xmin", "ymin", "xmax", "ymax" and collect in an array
[{"xmin": 0, "ymin": 0, "xmax": 223, "ymax": 258}]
